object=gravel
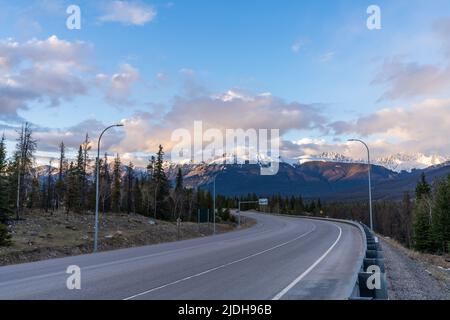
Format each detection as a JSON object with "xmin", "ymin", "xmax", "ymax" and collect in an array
[{"xmin": 381, "ymin": 238, "xmax": 450, "ymax": 300}]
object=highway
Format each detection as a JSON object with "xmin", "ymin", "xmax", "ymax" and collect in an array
[{"xmin": 0, "ymin": 212, "xmax": 364, "ymax": 300}]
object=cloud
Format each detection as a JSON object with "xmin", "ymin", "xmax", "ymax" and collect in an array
[
  {"xmin": 99, "ymin": 1, "xmax": 156, "ymax": 26},
  {"xmin": 329, "ymin": 98, "xmax": 450, "ymax": 155},
  {"xmin": 96, "ymin": 63, "xmax": 140, "ymax": 106},
  {"xmin": 19, "ymin": 119, "xmax": 124, "ymax": 156},
  {"xmin": 373, "ymin": 57, "xmax": 450, "ymax": 101},
  {"xmin": 0, "ymin": 35, "xmax": 91, "ymax": 121},
  {"xmin": 291, "ymin": 41, "xmax": 302, "ymax": 54},
  {"xmin": 116, "ymin": 89, "xmax": 326, "ymax": 155},
  {"xmin": 319, "ymin": 51, "xmax": 335, "ymax": 63},
  {"xmin": 373, "ymin": 19, "xmax": 450, "ymax": 101},
  {"xmin": 433, "ymin": 18, "xmax": 450, "ymax": 58}
]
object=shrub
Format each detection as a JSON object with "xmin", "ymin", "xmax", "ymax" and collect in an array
[{"xmin": 0, "ymin": 223, "xmax": 12, "ymax": 246}]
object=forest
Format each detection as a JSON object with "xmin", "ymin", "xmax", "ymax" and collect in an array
[
  {"xmin": 0, "ymin": 123, "xmax": 449, "ymax": 256},
  {"xmin": 0, "ymin": 123, "xmax": 237, "ymax": 246}
]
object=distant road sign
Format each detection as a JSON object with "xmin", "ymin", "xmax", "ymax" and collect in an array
[{"xmin": 259, "ymin": 198, "xmax": 268, "ymax": 206}]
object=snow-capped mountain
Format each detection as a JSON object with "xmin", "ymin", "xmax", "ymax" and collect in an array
[
  {"xmin": 297, "ymin": 152, "xmax": 450, "ymax": 173},
  {"xmin": 375, "ymin": 153, "xmax": 450, "ymax": 172}
]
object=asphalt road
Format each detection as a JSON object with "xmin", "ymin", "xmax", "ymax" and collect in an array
[{"xmin": 0, "ymin": 212, "xmax": 364, "ymax": 300}]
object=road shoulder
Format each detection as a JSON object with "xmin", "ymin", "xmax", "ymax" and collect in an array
[{"xmin": 380, "ymin": 237, "xmax": 450, "ymax": 300}]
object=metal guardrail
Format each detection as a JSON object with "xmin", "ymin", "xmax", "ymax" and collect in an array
[{"xmin": 349, "ymin": 224, "xmax": 389, "ymax": 300}]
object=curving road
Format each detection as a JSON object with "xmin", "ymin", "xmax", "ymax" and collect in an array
[{"xmin": 0, "ymin": 212, "xmax": 364, "ymax": 300}]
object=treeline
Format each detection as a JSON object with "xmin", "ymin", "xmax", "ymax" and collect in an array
[
  {"xmin": 322, "ymin": 173, "xmax": 450, "ymax": 255},
  {"xmin": 0, "ymin": 124, "xmax": 237, "ymax": 246}
]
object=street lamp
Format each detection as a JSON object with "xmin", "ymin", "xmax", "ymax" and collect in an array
[
  {"xmin": 94, "ymin": 123, "xmax": 124, "ymax": 253},
  {"xmin": 348, "ymin": 139, "xmax": 373, "ymax": 231}
]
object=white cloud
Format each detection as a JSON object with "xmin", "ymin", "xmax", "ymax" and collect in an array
[
  {"xmin": 96, "ymin": 63, "xmax": 140, "ymax": 106},
  {"xmin": 319, "ymin": 51, "xmax": 335, "ymax": 63},
  {"xmin": 99, "ymin": 1, "xmax": 156, "ymax": 26},
  {"xmin": 373, "ymin": 57, "xmax": 450, "ymax": 101},
  {"xmin": 115, "ymin": 89, "xmax": 325, "ymax": 154},
  {"xmin": 0, "ymin": 35, "xmax": 91, "ymax": 120},
  {"xmin": 329, "ymin": 98, "xmax": 450, "ymax": 156},
  {"xmin": 291, "ymin": 41, "xmax": 302, "ymax": 54}
]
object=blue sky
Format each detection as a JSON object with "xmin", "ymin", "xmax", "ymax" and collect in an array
[{"xmin": 0, "ymin": 0, "xmax": 450, "ymax": 165}]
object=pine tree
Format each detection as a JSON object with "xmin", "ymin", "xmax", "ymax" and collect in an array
[
  {"xmin": 175, "ymin": 167, "xmax": 183, "ymax": 192},
  {"xmin": 133, "ymin": 177, "xmax": 143, "ymax": 214},
  {"xmin": 0, "ymin": 134, "xmax": 8, "ymax": 213},
  {"xmin": 401, "ymin": 192, "xmax": 413, "ymax": 247},
  {"xmin": 28, "ymin": 176, "xmax": 41, "ymax": 209},
  {"xmin": 413, "ymin": 174, "xmax": 433, "ymax": 252},
  {"xmin": 75, "ymin": 145, "xmax": 84, "ymax": 211},
  {"xmin": 125, "ymin": 162, "xmax": 134, "ymax": 214},
  {"xmin": 65, "ymin": 162, "xmax": 78, "ymax": 214},
  {"xmin": 413, "ymin": 200, "xmax": 433, "ymax": 252},
  {"xmin": 153, "ymin": 145, "xmax": 171, "ymax": 219},
  {"xmin": 111, "ymin": 154, "xmax": 122, "ymax": 212},
  {"xmin": 11, "ymin": 123, "xmax": 37, "ymax": 219},
  {"xmin": 0, "ymin": 223, "xmax": 12, "ymax": 246},
  {"xmin": 431, "ymin": 175, "xmax": 450, "ymax": 253},
  {"xmin": 415, "ymin": 172, "xmax": 431, "ymax": 200},
  {"xmin": 80, "ymin": 134, "xmax": 91, "ymax": 211},
  {"xmin": 99, "ymin": 153, "xmax": 112, "ymax": 213},
  {"xmin": 173, "ymin": 167, "xmax": 184, "ymax": 220},
  {"xmin": 55, "ymin": 141, "xmax": 67, "ymax": 210}
]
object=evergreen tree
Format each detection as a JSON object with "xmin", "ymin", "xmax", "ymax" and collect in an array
[
  {"xmin": 55, "ymin": 141, "xmax": 67, "ymax": 210},
  {"xmin": 11, "ymin": 123, "xmax": 37, "ymax": 219},
  {"xmin": 415, "ymin": 172, "xmax": 431, "ymax": 200},
  {"xmin": 173, "ymin": 167, "xmax": 184, "ymax": 220},
  {"xmin": 401, "ymin": 192, "xmax": 413, "ymax": 247},
  {"xmin": 75, "ymin": 145, "xmax": 84, "ymax": 211},
  {"xmin": 133, "ymin": 177, "xmax": 143, "ymax": 214},
  {"xmin": 125, "ymin": 162, "xmax": 134, "ymax": 214},
  {"xmin": 99, "ymin": 153, "xmax": 112, "ymax": 213},
  {"xmin": 153, "ymin": 145, "xmax": 171, "ymax": 219},
  {"xmin": 413, "ymin": 174, "xmax": 433, "ymax": 252},
  {"xmin": 111, "ymin": 154, "xmax": 122, "ymax": 212},
  {"xmin": 175, "ymin": 167, "xmax": 183, "ymax": 192},
  {"xmin": 0, "ymin": 134, "xmax": 8, "ymax": 213},
  {"xmin": 80, "ymin": 134, "xmax": 91, "ymax": 211},
  {"xmin": 28, "ymin": 176, "xmax": 41, "ymax": 209},
  {"xmin": 0, "ymin": 223, "xmax": 12, "ymax": 246},
  {"xmin": 413, "ymin": 200, "xmax": 433, "ymax": 252},
  {"xmin": 64, "ymin": 162, "xmax": 78, "ymax": 214},
  {"xmin": 431, "ymin": 175, "xmax": 450, "ymax": 253}
]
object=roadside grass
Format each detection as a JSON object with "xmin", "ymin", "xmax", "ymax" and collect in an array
[
  {"xmin": 0, "ymin": 209, "xmax": 255, "ymax": 266},
  {"xmin": 380, "ymin": 235, "xmax": 450, "ymax": 283}
]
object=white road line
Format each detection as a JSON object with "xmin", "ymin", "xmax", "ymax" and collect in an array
[
  {"xmin": 123, "ymin": 222, "xmax": 317, "ymax": 300},
  {"xmin": 272, "ymin": 223, "xmax": 343, "ymax": 300}
]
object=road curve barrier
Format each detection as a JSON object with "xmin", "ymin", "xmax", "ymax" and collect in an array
[{"xmin": 349, "ymin": 224, "xmax": 389, "ymax": 300}]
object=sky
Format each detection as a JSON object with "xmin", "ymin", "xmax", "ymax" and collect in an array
[{"xmin": 0, "ymin": 0, "xmax": 450, "ymax": 166}]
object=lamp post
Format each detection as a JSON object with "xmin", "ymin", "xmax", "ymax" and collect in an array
[
  {"xmin": 94, "ymin": 123, "xmax": 124, "ymax": 253},
  {"xmin": 348, "ymin": 139, "xmax": 373, "ymax": 230}
]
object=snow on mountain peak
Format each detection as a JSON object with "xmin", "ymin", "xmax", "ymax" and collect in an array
[{"xmin": 297, "ymin": 152, "xmax": 450, "ymax": 172}]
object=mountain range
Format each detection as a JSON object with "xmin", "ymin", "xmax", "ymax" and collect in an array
[
  {"xmin": 166, "ymin": 161, "xmax": 450, "ymax": 201},
  {"xmin": 34, "ymin": 154, "xmax": 450, "ymax": 202}
]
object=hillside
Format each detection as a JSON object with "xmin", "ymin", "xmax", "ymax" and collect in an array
[{"xmin": 170, "ymin": 161, "xmax": 450, "ymax": 201}]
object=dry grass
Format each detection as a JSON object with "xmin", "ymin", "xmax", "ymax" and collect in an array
[
  {"xmin": 380, "ymin": 235, "xmax": 450, "ymax": 283},
  {"xmin": 0, "ymin": 210, "xmax": 254, "ymax": 266}
]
